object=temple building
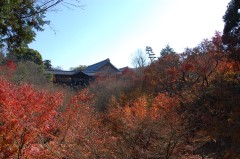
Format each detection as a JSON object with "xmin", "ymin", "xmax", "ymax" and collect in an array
[{"xmin": 47, "ymin": 58, "xmax": 121, "ymax": 86}]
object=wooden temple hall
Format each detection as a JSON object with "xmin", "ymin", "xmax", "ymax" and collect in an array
[{"xmin": 47, "ymin": 58, "xmax": 122, "ymax": 86}]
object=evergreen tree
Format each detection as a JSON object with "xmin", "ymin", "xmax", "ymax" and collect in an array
[
  {"xmin": 160, "ymin": 44, "xmax": 175, "ymax": 57},
  {"xmin": 43, "ymin": 59, "xmax": 52, "ymax": 69},
  {"xmin": 222, "ymin": 0, "xmax": 240, "ymax": 61},
  {"xmin": 0, "ymin": 0, "xmax": 81, "ymax": 53},
  {"xmin": 0, "ymin": 0, "xmax": 48, "ymax": 52},
  {"xmin": 9, "ymin": 47, "xmax": 43, "ymax": 65}
]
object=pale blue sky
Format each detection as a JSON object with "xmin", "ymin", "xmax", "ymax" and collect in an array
[{"xmin": 29, "ymin": 0, "xmax": 230, "ymax": 70}]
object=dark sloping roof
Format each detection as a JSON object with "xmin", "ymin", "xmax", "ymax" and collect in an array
[
  {"xmin": 119, "ymin": 66, "xmax": 129, "ymax": 72},
  {"xmin": 47, "ymin": 70, "xmax": 76, "ymax": 75},
  {"xmin": 47, "ymin": 70, "xmax": 89, "ymax": 76},
  {"xmin": 47, "ymin": 58, "xmax": 119, "ymax": 77},
  {"xmin": 83, "ymin": 58, "xmax": 120, "ymax": 74}
]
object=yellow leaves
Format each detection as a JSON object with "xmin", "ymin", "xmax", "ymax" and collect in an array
[
  {"xmin": 124, "ymin": 105, "xmax": 131, "ymax": 118},
  {"xmin": 153, "ymin": 93, "xmax": 179, "ymax": 111},
  {"xmin": 112, "ymin": 94, "xmax": 179, "ymax": 125},
  {"xmin": 104, "ymin": 93, "xmax": 183, "ymax": 158},
  {"xmin": 132, "ymin": 96, "xmax": 148, "ymax": 119},
  {"xmin": 217, "ymin": 60, "xmax": 235, "ymax": 74}
]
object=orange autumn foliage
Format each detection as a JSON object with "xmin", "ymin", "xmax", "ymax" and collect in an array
[{"xmin": 106, "ymin": 93, "xmax": 183, "ymax": 158}]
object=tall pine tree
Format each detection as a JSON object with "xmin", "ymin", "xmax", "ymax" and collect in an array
[{"xmin": 223, "ymin": 0, "xmax": 240, "ymax": 61}]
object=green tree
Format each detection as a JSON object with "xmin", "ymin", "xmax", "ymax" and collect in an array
[
  {"xmin": 0, "ymin": 0, "xmax": 81, "ymax": 53},
  {"xmin": 223, "ymin": 0, "xmax": 240, "ymax": 35},
  {"xmin": 9, "ymin": 47, "xmax": 43, "ymax": 65},
  {"xmin": 12, "ymin": 61, "xmax": 52, "ymax": 86},
  {"xmin": 69, "ymin": 65, "xmax": 88, "ymax": 71},
  {"xmin": 222, "ymin": 0, "xmax": 240, "ymax": 61},
  {"xmin": 0, "ymin": 51, "xmax": 4, "ymax": 64},
  {"xmin": 43, "ymin": 59, "xmax": 52, "ymax": 69},
  {"xmin": 0, "ymin": 0, "xmax": 47, "ymax": 52},
  {"xmin": 160, "ymin": 44, "xmax": 175, "ymax": 57}
]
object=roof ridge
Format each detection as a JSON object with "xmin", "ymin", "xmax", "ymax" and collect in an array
[
  {"xmin": 83, "ymin": 59, "xmax": 109, "ymax": 72},
  {"xmin": 82, "ymin": 58, "xmax": 120, "ymax": 75},
  {"xmin": 90, "ymin": 58, "xmax": 110, "ymax": 66}
]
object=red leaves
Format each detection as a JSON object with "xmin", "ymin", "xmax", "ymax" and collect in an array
[
  {"xmin": 181, "ymin": 63, "xmax": 194, "ymax": 72},
  {"xmin": 57, "ymin": 90, "xmax": 110, "ymax": 158},
  {"xmin": 1, "ymin": 31, "xmax": 238, "ymax": 158},
  {"xmin": 6, "ymin": 60, "xmax": 16, "ymax": 70},
  {"xmin": 0, "ymin": 60, "xmax": 16, "ymax": 79},
  {"xmin": 0, "ymin": 76, "xmax": 183, "ymax": 158},
  {"xmin": 0, "ymin": 77, "xmax": 63, "ymax": 158},
  {"xmin": 1, "ymin": 82, "xmax": 62, "ymax": 129}
]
